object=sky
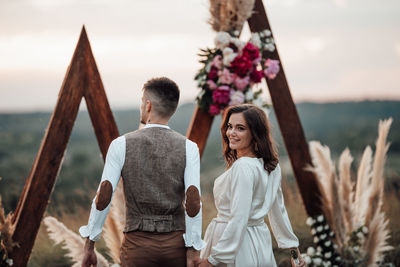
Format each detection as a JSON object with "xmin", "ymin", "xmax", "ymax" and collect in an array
[{"xmin": 0, "ymin": 0, "xmax": 399, "ymax": 112}]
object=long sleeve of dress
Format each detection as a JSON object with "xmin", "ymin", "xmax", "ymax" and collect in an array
[
  {"xmin": 267, "ymin": 179, "xmax": 299, "ymax": 249},
  {"xmin": 209, "ymin": 159, "xmax": 255, "ymax": 265}
]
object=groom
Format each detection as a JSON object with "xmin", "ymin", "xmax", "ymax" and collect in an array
[{"xmin": 80, "ymin": 77, "xmax": 205, "ymax": 266}]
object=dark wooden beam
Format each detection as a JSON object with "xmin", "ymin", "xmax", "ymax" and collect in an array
[
  {"xmin": 186, "ymin": 107, "xmax": 214, "ymax": 158},
  {"xmin": 247, "ymin": 0, "xmax": 323, "ymax": 216},
  {"xmin": 10, "ymin": 26, "xmax": 119, "ymax": 266}
]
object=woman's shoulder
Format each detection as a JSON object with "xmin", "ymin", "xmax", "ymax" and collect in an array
[{"xmin": 230, "ymin": 157, "xmax": 261, "ymax": 176}]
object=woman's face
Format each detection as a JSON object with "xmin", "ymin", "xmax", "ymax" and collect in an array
[{"xmin": 226, "ymin": 112, "xmax": 254, "ymax": 157}]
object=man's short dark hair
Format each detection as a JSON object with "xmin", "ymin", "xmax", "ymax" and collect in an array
[{"xmin": 143, "ymin": 77, "xmax": 180, "ymax": 118}]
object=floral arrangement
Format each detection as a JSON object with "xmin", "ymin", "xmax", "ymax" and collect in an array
[
  {"xmin": 303, "ymin": 119, "xmax": 394, "ymax": 267},
  {"xmin": 195, "ymin": 30, "xmax": 280, "ymax": 115}
]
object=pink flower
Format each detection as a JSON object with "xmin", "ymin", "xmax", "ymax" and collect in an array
[
  {"xmin": 253, "ymin": 55, "xmax": 262, "ymax": 65},
  {"xmin": 212, "ymin": 85, "xmax": 231, "ymax": 105},
  {"xmin": 211, "ymin": 55, "xmax": 223, "ymax": 69},
  {"xmin": 250, "ymin": 69, "xmax": 264, "ymax": 83},
  {"xmin": 264, "ymin": 59, "xmax": 280, "ymax": 79},
  {"xmin": 218, "ymin": 68, "xmax": 235, "ymax": 84},
  {"xmin": 242, "ymin": 42, "xmax": 260, "ymax": 61},
  {"xmin": 207, "ymin": 80, "xmax": 217, "ymax": 90},
  {"xmin": 234, "ymin": 76, "xmax": 250, "ymax": 91},
  {"xmin": 209, "ymin": 104, "xmax": 221, "ymax": 115},
  {"xmin": 207, "ymin": 66, "xmax": 219, "ymax": 80},
  {"xmin": 230, "ymin": 55, "xmax": 252, "ymax": 77},
  {"xmin": 229, "ymin": 90, "xmax": 245, "ymax": 105}
]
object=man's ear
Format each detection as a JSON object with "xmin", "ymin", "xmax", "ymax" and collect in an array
[{"xmin": 146, "ymin": 99, "xmax": 152, "ymax": 113}]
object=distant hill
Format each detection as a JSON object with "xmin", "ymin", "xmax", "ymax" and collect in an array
[{"xmin": 0, "ymin": 100, "xmax": 399, "ymax": 212}]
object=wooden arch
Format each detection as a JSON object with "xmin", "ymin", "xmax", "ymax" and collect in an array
[
  {"xmin": 9, "ymin": 26, "xmax": 120, "ymax": 266},
  {"xmin": 9, "ymin": 0, "xmax": 323, "ymax": 265}
]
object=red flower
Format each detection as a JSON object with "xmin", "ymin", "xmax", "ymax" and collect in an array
[
  {"xmin": 207, "ymin": 67, "xmax": 219, "ymax": 80},
  {"xmin": 242, "ymin": 42, "xmax": 260, "ymax": 61},
  {"xmin": 212, "ymin": 86, "xmax": 231, "ymax": 105},
  {"xmin": 230, "ymin": 55, "xmax": 252, "ymax": 78},
  {"xmin": 250, "ymin": 69, "xmax": 264, "ymax": 83},
  {"xmin": 209, "ymin": 104, "xmax": 221, "ymax": 115}
]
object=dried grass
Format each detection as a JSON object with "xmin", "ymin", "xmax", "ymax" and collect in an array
[{"xmin": 308, "ymin": 118, "xmax": 393, "ymax": 265}]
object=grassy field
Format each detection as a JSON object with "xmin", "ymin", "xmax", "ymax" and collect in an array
[{"xmin": 0, "ymin": 101, "xmax": 399, "ymax": 265}]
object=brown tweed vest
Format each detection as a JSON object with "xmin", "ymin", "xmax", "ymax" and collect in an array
[{"xmin": 121, "ymin": 127, "xmax": 186, "ymax": 233}]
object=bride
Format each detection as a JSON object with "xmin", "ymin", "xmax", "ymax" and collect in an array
[{"xmin": 197, "ymin": 104, "xmax": 305, "ymax": 267}]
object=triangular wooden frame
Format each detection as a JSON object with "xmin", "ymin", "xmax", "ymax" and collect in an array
[
  {"xmin": 9, "ymin": 26, "xmax": 120, "ymax": 266},
  {"xmin": 186, "ymin": 0, "xmax": 323, "ymax": 217}
]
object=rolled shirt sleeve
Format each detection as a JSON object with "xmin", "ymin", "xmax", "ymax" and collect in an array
[
  {"xmin": 182, "ymin": 140, "xmax": 206, "ymax": 250},
  {"xmin": 79, "ymin": 136, "xmax": 125, "ymax": 241}
]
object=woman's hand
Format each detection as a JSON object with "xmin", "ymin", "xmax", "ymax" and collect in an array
[
  {"xmin": 196, "ymin": 258, "xmax": 213, "ymax": 267},
  {"xmin": 289, "ymin": 247, "xmax": 306, "ymax": 267}
]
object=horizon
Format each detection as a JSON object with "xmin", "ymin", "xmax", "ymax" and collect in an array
[{"xmin": 0, "ymin": 98, "xmax": 399, "ymax": 114}]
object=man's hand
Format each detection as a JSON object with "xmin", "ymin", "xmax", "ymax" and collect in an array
[
  {"xmin": 197, "ymin": 258, "xmax": 213, "ymax": 267},
  {"xmin": 82, "ymin": 238, "xmax": 97, "ymax": 267},
  {"xmin": 186, "ymin": 247, "xmax": 200, "ymax": 267}
]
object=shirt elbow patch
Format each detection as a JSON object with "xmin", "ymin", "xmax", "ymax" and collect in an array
[
  {"xmin": 186, "ymin": 185, "xmax": 200, "ymax": 217},
  {"xmin": 95, "ymin": 180, "xmax": 113, "ymax": 211}
]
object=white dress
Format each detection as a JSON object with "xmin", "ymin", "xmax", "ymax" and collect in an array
[{"xmin": 200, "ymin": 157, "xmax": 299, "ymax": 267}]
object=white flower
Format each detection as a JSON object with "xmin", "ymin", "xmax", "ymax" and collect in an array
[
  {"xmin": 335, "ymin": 256, "xmax": 341, "ymax": 261},
  {"xmin": 356, "ymin": 232, "xmax": 364, "ymax": 239},
  {"xmin": 306, "ymin": 217, "xmax": 314, "ymax": 226},
  {"xmin": 320, "ymin": 233, "xmax": 327, "ymax": 240},
  {"xmin": 250, "ymin": 33, "xmax": 261, "ymax": 48},
  {"xmin": 307, "ymin": 247, "xmax": 315, "ymax": 256},
  {"xmin": 324, "ymin": 252, "xmax": 332, "ymax": 259},
  {"xmin": 313, "ymin": 236, "xmax": 319, "ymax": 243},
  {"xmin": 317, "ymin": 246, "xmax": 322, "ymax": 252},
  {"xmin": 324, "ymin": 225, "xmax": 329, "ymax": 230},
  {"xmin": 313, "ymin": 257, "xmax": 322, "ymax": 265},
  {"xmin": 110, "ymin": 264, "xmax": 120, "ymax": 267},
  {"xmin": 317, "ymin": 226, "xmax": 323, "ymax": 232},
  {"xmin": 263, "ymin": 29, "xmax": 272, "ymax": 36},
  {"xmin": 333, "ymin": 244, "xmax": 338, "ymax": 249},
  {"xmin": 324, "ymin": 240, "xmax": 331, "ymax": 247},
  {"xmin": 362, "ymin": 226, "xmax": 368, "ymax": 234},
  {"xmin": 233, "ymin": 30, "xmax": 240, "ymax": 37},
  {"xmin": 223, "ymin": 53, "xmax": 237, "ymax": 66},
  {"xmin": 317, "ymin": 215, "xmax": 324, "ymax": 222},
  {"xmin": 264, "ymin": 43, "xmax": 275, "ymax": 52},
  {"xmin": 214, "ymin": 32, "xmax": 231, "ymax": 50},
  {"xmin": 353, "ymin": 246, "xmax": 359, "ymax": 252},
  {"xmin": 6, "ymin": 259, "xmax": 13, "ymax": 266},
  {"xmin": 311, "ymin": 228, "xmax": 316, "ymax": 235},
  {"xmin": 245, "ymin": 90, "xmax": 254, "ymax": 101},
  {"xmin": 223, "ymin": 47, "xmax": 234, "ymax": 56},
  {"xmin": 329, "ymin": 231, "xmax": 334, "ymax": 237},
  {"xmin": 231, "ymin": 38, "xmax": 245, "ymax": 51},
  {"xmin": 253, "ymin": 97, "xmax": 264, "ymax": 107},
  {"xmin": 229, "ymin": 91, "xmax": 245, "ymax": 105},
  {"xmin": 304, "ymin": 255, "xmax": 312, "ymax": 264}
]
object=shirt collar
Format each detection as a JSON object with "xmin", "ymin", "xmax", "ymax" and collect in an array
[{"xmin": 144, "ymin": 123, "xmax": 170, "ymax": 129}]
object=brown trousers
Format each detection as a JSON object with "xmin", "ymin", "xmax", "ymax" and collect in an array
[{"xmin": 120, "ymin": 231, "xmax": 186, "ymax": 267}]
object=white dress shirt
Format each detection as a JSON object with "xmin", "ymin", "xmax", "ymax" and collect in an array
[{"xmin": 79, "ymin": 124, "xmax": 206, "ymax": 250}]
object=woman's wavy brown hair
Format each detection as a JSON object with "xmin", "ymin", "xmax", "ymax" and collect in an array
[{"xmin": 221, "ymin": 104, "xmax": 279, "ymax": 173}]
